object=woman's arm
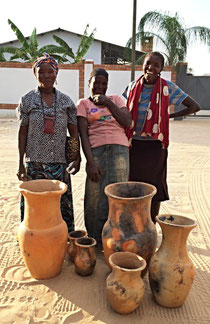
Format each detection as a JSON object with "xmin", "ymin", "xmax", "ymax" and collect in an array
[
  {"xmin": 169, "ymin": 95, "xmax": 200, "ymax": 119},
  {"xmin": 17, "ymin": 125, "xmax": 28, "ymax": 181},
  {"xmin": 92, "ymin": 95, "xmax": 132, "ymax": 127},
  {"xmin": 67, "ymin": 123, "xmax": 81, "ymax": 174},
  {"xmin": 77, "ymin": 116, "xmax": 102, "ymax": 182}
]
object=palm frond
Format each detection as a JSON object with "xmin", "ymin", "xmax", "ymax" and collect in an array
[{"xmin": 185, "ymin": 26, "xmax": 210, "ymax": 45}]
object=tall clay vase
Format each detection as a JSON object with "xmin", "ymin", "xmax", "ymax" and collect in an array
[
  {"xmin": 18, "ymin": 179, "xmax": 68, "ymax": 280},
  {"xmin": 149, "ymin": 214, "xmax": 197, "ymax": 308},
  {"xmin": 74, "ymin": 237, "xmax": 97, "ymax": 276},
  {"xmin": 67, "ymin": 230, "xmax": 87, "ymax": 262},
  {"xmin": 102, "ymin": 181, "xmax": 157, "ymax": 276},
  {"xmin": 106, "ymin": 252, "xmax": 146, "ymax": 314}
]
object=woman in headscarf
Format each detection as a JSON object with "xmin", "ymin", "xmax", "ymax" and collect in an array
[
  {"xmin": 124, "ymin": 51, "xmax": 200, "ymax": 223},
  {"xmin": 16, "ymin": 53, "xmax": 80, "ymax": 232},
  {"xmin": 77, "ymin": 68, "xmax": 132, "ymax": 247}
]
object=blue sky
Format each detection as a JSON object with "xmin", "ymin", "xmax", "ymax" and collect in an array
[{"xmin": 1, "ymin": 0, "xmax": 210, "ymax": 75}]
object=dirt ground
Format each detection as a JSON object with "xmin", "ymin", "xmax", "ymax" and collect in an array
[{"xmin": 0, "ymin": 117, "xmax": 209, "ymax": 323}]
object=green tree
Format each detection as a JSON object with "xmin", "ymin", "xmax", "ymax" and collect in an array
[
  {"xmin": 0, "ymin": 19, "xmax": 65, "ymax": 62},
  {"xmin": 126, "ymin": 11, "xmax": 210, "ymax": 66},
  {"xmin": 44, "ymin": 24, "xmax": 96, "ymax": 63}
]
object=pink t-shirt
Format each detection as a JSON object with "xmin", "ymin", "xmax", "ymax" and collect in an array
[{"xmin": 77, "ymin": 95, "xmax": 129, "ymax": 148}]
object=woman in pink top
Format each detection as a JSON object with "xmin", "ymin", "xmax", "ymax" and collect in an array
[{"xmin": 77, "ymin": 68, "xmax": 131, "ymax": 248}]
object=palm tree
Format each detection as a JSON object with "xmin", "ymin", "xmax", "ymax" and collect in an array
[
  {"xmin": 126, "ymin": 11, "xmax": 210, "ymax": 66},
  {"xmin": 45, "ymin": 24, "xmax": 96, "ymax": 63}
]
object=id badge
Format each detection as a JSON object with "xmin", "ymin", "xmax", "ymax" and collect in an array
[{"xmin": 43, "ymin": 116, "xmax": 55, "ymax": 134}]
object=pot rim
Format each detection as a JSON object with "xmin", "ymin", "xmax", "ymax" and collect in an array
[
  {"xmin": 109, "ymin": 251, "xmax": 147, "ymax": 272},
  {"xmin": 68, "ymin": 230, "xmax": 87, "ymax": 240},
  {"xmin": 104, "ymin": 181, "xmax": 157, "ymax": 200},
  {"xmin": 19, "ymin": 179, "xmax": 67, "ymax": 195},
  {"xmin": 156, "ymin": 214, "xmax": 197, "ymax": 228},
  {"xmin": 75, "ymin": 237, "xmax": 97, "ymax": 247}
]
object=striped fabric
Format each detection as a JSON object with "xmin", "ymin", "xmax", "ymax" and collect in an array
[{"xmin": 123, "ymin": 80, "xmax": 187, "ymax": 134}]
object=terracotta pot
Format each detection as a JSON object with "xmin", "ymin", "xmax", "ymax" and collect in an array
[
  {"xmin": 18, "ymin": 179, "xmax": 68, "ymax": 279},
  {"xmin": 67, "ymin": 230, "xmax": 87, "ymax": 262},
  {"xmin": 74, "ymin": 237, "xmax": 97, "ymax": 276},
  {"xmin": 149, "ymin": 214, "xmax": 197, "ymax": 307},
  {"xmin": 106, "ymin": 251, "xmax": 146, "ymax": 314},
  {"xmin": 102, "ymin": 181, "xmax": 157, "ymax": 276}
]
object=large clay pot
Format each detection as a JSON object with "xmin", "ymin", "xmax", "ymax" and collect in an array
[
  {"xmin": 102, "ymin": 181, "xmax": 157, "ymax": 276},
  {"xmin": 18, "ymin": 179, "xmax": 68, "ymax": 279},
  {"xmin": 74, "ymin": 237, "xmax": 97, "ymax": 276},
  {"xmin": 67, "ymin": 230, "xmax": 87, "ymax": 262},
  {"xmin": 106, "ymin": 251, "xmax": 146, "ymax": 314},
  {"xmin": 149, "ymin": 214, "xmax": 197, "ymax": 308}
]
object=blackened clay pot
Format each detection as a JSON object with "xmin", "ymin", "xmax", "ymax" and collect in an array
[
  {"xmin": 102, "ymin": 181, "xmax": 157, "ymax": 276},
  {"xmin": 67, "ymin": 230, "xmax": 87, "ymax": 262},
  {"xmin": 74, "ymin": 237, "xmax": 97, "ymax": 276},
  {"xmin": 18, "ymin": 179, "xmax": 68, "ymax": 279},
  {"xmin": 106, "ymin": 252, "xmax": 146, "ymax": 314},
  {"xmin": 149, "ymin": 214, "xmax": 197, "ymax": 307}
]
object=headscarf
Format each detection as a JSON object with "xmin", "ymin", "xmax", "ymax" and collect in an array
[
  {"xmin": 89, "ymin": 68, "xmax": 109, "ymax": 81},
  {"xmin": 33, "ymin": 52, "xmax": 59, "ymax": 76}
]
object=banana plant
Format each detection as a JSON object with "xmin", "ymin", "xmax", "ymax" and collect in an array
[
  {"xmin": 45, "ymin": 24, "xmax": 96, "ymax": 63},
  {"xmin": 0, "ymin": 19, "xmax": 65, "ymax": 62}
]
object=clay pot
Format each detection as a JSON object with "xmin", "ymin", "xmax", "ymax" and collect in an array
[
  {"xmin": 67, "ymin": 230, "xmax": 87, "ymax": 262},
  {"xmin": 74, "ymin": 237, "xmax": 97, "ymax": 276},
  {"xmin": 149, "ymin": 214, "xmax": 197, "ymax": 307},
  {"xmin": 106, "ymin": 251, "xmax": 146, "ymax": 314},
  {"xmin": 102, "ymin": 181, "xmax": 157, "ymax": 276},
  {"xmin": 18, "ymin": 179, "xmax": 68, "ymax": 279}
]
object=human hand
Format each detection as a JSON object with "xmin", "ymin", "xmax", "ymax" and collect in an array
[
  {"xmin": 16, "ymin": 164, "xmax": 27, "ymax": 181},
  {"xmin": 66, "ymin": 156, "xmax": 81, "ymax": 175},
  {"xmin": 92, "ymin": 94, "xmax": 109, "ymax": 106},
  {"xmin": 86, "ymin": 162, "xmax": 102, "ymax": 182}
]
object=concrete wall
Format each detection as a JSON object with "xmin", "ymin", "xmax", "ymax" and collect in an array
[{"xmin": 0, "ymin": 61, "xmax": 174, "ymax": 118}]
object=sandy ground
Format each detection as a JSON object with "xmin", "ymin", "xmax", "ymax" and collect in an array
[{"xmin": 0, "ymin": 117, "xmax": 210, "ymax": 324}]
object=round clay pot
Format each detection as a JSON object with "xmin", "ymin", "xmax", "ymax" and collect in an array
[
  {"xmin": 67, "ymin": 230, "xmax": 87, "ymax": 262},
  {"xmin": 18, "ymin": 179, "xmax": 68, "ymax": 279},
  {"xmin": 106, "ymin": 251, "xmax": 146, "ymax": 314},
  {"xmin": 149, "ymin": 214, "xmax": 197, "ymax": 307},
  {"xmin": 102, "ymin": 181, "xmax": 157, "ymax": 276},
  {"xmin": 74, "ymin": 237, "xmax": 97, "ymax": 276}
]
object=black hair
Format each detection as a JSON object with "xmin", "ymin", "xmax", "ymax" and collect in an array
[
  {"xmin": 144, "ymin": 51, "xmax": 165, "ymax": 69},
  {"xmin": 89, "ymin": 68, "xmax": 109, "ymax": 81}
]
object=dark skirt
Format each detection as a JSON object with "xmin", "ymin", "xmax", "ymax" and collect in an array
[
  {"xmin": 20, "ymin": 162, "xmax": 74, "ymax": 232},
  {"xmin": 129, "ymin": 138, "xmax": 169, "ymax": 202}
]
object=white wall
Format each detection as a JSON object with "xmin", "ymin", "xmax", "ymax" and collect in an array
[
  {"xmin": 0, "ymin": 67, "xmax": 79, "ymax": 103},
  {"xmin": 84, "ymin": 68, "xmax": 172, "ymax": 99},
  {"xmin": 0, "ymin": 63, "xmax": 172, "ymax": 117}
]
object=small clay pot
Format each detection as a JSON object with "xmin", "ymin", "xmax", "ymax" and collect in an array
[
  {"xmin": 74, "ymin": 237, "xmax": 97, "ymax": 276},
  {"xmin": 106, "ymin": 251, "xmax": 146, "ymax": 314},
  {"xmin": 67, "ymin": 230, "xmax": 87, "ymax": 262}
]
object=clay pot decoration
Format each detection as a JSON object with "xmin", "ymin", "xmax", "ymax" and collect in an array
[
  {"xmin": 74, "ymin": 237, "xmax": 97, "ymax": 276},
  {"xmin": 102, "ymin": 181, "xmax": 157, "ymax": 276},
  {"xmin": 18, "ymin": 179, "xmax": 68, "ymax": 280},
  {"xmin": 149, "ymin": 214, "xmax": 197, "ymax": 308},
  {"xmin": 106, "ymin": 251, "xmax": 146, "ymax": 314},
  {"xmin": 67, "ymin": 230, "xmax": 87, "ymax": 262}
]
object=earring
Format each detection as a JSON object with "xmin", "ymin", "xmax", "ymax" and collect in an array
[{"xmin": 55, "ymin": 79, "xmax": 58, "ymax": 85}]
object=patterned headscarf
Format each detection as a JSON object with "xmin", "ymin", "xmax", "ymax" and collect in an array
[{"xmin": 33, "ymin": 52, "xmax": 59, "ymax": 76}]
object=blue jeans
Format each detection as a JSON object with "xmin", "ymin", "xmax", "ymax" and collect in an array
[{"xmin": 84, "ymin": 144, "xmax": 129, "ymax": 244}]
